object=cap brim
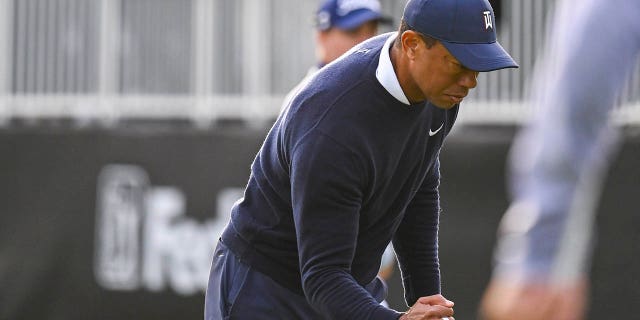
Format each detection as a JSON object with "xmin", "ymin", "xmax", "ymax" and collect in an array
[
  {"xmin": 441, "ymin": 41, "xmax": 519, "ymax": 72},
  {"xmin": 334, "ymin": 10, "xmax": 392, "ymax": 30}
]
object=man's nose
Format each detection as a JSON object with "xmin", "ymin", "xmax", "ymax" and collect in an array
[{"xmin": 459, "ymin": 70, "xmax": 479, "ymax": 89}]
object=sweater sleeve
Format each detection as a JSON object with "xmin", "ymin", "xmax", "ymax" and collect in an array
[
  {"xmin": 291, "ymin": 131, "xmax": 402, "ymax": 320},
  {"xmin": 393, "ymin": 157, "xmax": 442, "ymax": 306}
]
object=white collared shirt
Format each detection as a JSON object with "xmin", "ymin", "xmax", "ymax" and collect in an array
[{"xmin": 376, "ymin": 33, "xmax": 410, "ymax": 105}]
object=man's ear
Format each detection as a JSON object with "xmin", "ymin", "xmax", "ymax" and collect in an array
[
  {"xmin": 316, "ymin": 29, "xmax": 329, "ymax": 44},
  {"xmin": 401, "ymin": 30, "xmax": 421, "ymax": 59}
]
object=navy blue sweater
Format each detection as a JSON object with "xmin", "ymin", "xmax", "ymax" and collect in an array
[{"xmin": 222, "ymin": 34, "xmax": 458, "ymax": 319}]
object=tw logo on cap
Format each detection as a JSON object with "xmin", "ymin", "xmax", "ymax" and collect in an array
[{"xmin": 483, "ymin": 11, "xmax": 493, "ymax": 30}]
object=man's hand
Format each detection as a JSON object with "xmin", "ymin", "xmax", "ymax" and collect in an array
[
  {"xmin": 479, "ymin": 277, "xmax": 588, "ymax": 320},
  {"xmin": 399, "ymin": 294, "xmax": 455, "ymax": 320}
]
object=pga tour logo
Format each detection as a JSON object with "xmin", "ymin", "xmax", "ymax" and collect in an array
[
  {"xmin": 483, "ymin": 10, "xmax": 493, "ymax": 30},
  {"xmin": 93, "ymin": 164, "xmax": 242, "ymax": 296}
]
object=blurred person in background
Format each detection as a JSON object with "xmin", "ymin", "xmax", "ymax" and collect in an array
[
  {"xmin": 205, "ymin": 0, "xmax": 517, "ymax": 318},
  {"xmin": 314, "ymin": 0, "xmax": 392, "ymax": 69},
  {"xmin": 284, "ymin": 0, "xmax": 399, "ymax": 306},
  {"xmin": 282, "ymin": 0, "xmax": 399, "ymax": 304},
  {"xmin": 284, "ymin": 0, "xmax": 393, "ymax": 106},
  {"xmin": 307, "ymin": 0, "xmax": 399, "ymax": 303},
  {"xmin": 480, "ymin": 0, "xmax": 640, "ymax": 319}
]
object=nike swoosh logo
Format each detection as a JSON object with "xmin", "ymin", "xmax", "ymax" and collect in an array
[{"xmin": 429, "ymin": 123, "xmax": 444, "ymax": 136}]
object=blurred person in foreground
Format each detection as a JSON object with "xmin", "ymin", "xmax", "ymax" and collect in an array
[
  {"xmin": 205, "ymin": 0, "xmax": 517, "ymax": 319},
  {"xmin": 480, "ymin": 0, "xmax": 640, "ymax": 319}
]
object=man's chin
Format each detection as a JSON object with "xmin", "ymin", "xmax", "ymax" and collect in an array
[{"xmin": 431, "ymin": 101, "xmax": 457, "ymax": 109}]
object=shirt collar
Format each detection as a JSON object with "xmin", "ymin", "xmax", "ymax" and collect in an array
[{"xmin": 376, "ymin": 33, "xmax": 410, "ymax": 105}]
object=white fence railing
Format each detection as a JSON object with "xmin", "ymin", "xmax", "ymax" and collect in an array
[{"xmin": 0, "ymin": 0, "xmax": 638, "ymax": 125}]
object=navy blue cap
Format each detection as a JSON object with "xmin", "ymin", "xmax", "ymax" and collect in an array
[
  {"xmin": 316, "ymin": 0, "xmax": 392, "ymax": 31},
  {"xmin": 403, "ymin": 0, "xmax": 518, "ymax": 71}
]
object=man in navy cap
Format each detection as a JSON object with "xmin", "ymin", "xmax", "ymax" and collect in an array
[{"xmin": 205, "ymin": 0, "xmax": 517, "ymax": 319}]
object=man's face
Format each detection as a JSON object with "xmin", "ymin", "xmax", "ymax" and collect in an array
[
  {"xmin": 320, "ymin": 21, "xmax": 378, "ymax": 63},
  {"xmin": 407, "ymin": 37, "xmax": 479, "ymax": 109}
]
